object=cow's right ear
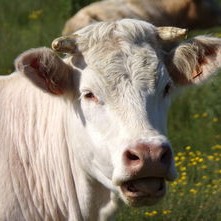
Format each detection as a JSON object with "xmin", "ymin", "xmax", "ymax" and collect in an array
[
  {"xmin": 165, "ymin": 36, "xmax": 221, "ymax": 86},
  {"xmin": 15, "ymin": 47, "xmax": 79, "ymax": 95}
]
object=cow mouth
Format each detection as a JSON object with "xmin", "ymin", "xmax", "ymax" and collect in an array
[{"xmin": 120, "ymin": 177, "xmax": 166, "ymax": 206}]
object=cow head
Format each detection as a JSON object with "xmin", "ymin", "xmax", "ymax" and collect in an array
[{"xmin": 15, "ymin": 19, "xmax": 221, "ymax": 207}]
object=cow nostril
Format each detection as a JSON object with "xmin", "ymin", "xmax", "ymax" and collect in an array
[
  {"xmin": 125, "ymin": 150, "xmax": 140, "ymax": 161},
  {"xmin": 160, "ymin": 146, "xmax": 172, "ymax": 165}
]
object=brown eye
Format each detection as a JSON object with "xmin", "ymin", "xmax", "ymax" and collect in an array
[
  {"xmin": 163, "ymin": 82, "xmax": 172, "ymax": 97},
  {"xmin": 84, "ymin": 92, "xmax": 95, "ymax": 99},
  {"xmin": 84, "ymin": 91, "xmax": 99, "ymax": 103}
]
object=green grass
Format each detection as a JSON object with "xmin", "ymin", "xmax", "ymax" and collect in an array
[
  {"xmin": 0, "ymin": 0, "xmax": 71, "ymax": 74},
  {"xmin": 0, "ymin": 0, "xmax": 221, "ymax": 220}
]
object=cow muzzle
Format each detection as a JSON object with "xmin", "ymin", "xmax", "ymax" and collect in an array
[{"xmin": 117, "ymin": 141, "xmax": 175, "ymax": 206}]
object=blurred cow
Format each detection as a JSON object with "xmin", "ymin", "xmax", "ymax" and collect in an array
[
  {"xmin": 63, "ymin": 0, "xmax": 221, "ymax": 35},
  {"xmin": 1, "ymin": 19, "xmax": 221, "ymax": 221}
]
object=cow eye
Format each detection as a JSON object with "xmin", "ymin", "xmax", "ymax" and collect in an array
[
  {"xmin": 83, "ymin": 91, "xmax": 99, "ymax": 103},
  {"xmin": 163, "ymin": 82, "xmax": 172, "ymax": 97}
]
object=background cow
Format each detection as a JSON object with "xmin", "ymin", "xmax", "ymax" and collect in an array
[
  {"xmin": 1, "ymin": 19, "xmax": 221, "ymax": 221},
  {"xmin": 63, "ymin": 0, "xmax": 221, "ymax": 35}
]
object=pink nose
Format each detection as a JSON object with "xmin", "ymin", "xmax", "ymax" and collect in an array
[{"xmin": 123, "ymin": 142, "xmax": 172, "ymax": 178}]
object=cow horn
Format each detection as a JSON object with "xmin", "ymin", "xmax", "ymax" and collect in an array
[
  {"xmin": 157, "ymin": 27, "xmax": 188, "ymax": 41},
  {"xmin": 51, "ymin": 34, "xmax": 79, "ymax": 53}
]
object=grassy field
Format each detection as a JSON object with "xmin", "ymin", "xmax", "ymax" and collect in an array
[{"xmin": 0, "ymin": 0, "xmax": 221, "ymax": 220}]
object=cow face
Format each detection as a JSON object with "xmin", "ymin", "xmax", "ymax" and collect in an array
[
  {"xmin": 16, "ymin": 19, "xmax": 221, "ymax": 207},
  {"xmin": 76, "ymin": 61, "xmax": 175, "ymax": 206}
]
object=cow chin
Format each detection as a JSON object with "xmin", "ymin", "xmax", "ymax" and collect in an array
[{"xmin": 119, "ymin": 177, "xmax": 166, "ymax": 207}]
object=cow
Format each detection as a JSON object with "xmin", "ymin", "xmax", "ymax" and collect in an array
[
  {"xmin": 63, "ymin": 0, "xmax": 221, "ymax": 35},
  {"xmin": 1, "ymin": 19, "xmax": 221, "ymax": 221}
]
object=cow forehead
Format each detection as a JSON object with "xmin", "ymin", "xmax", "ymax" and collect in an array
[
  {"xmin": 75, "ymin": 19, "xmax": 157, "ymax": 51},
  {"xmin": 76, "ymin": 19, "xmax": 168, "ymax": 95},
  {"xmin": 80, "ymin": 48, "xmax": 166, "ymax": 99}
]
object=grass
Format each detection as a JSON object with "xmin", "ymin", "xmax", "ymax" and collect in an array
[
  {"xmin": 0, "ymin": 0, "xmax": 221, "ymax": 220},
  {"xmin": 0, "ymin": 0, "xmax": 71, "ymax": 74}
]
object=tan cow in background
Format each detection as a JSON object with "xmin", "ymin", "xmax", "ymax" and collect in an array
[{"xmin": 63, "ymin": 0, "xmax": 221, "ymax": 35}]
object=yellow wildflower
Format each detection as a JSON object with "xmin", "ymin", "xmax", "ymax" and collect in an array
[
  {"xmin": 207, "ymin": 155, "xmax": 214, "ymax": 160},
  {"xmin": 162, "ymin": 210, "xmax": 172, "ymax": 215},
  {"xmin": 200, "ymin": 164, "xmax": 208, "ymax": 170},
  {"xmin": 195, "ymin": 182, "xmax": 203, "ymax": 187},
  {"xmin": 29, "ymin": 9, "xmax": 43, "ymax": 20},
  {"xmin": 177, "ymin": 152, "xmax": 184, "ymax": 157},
  {"xmin": 189, "ymin": 188, "xmax": 198, "ymax": 195},
  {"xmin": 212, "ymin": 117, "xmax": 219, "ymax": 123},
  {"xmin": 211, "ymin": 144, "xmax": 221, "ymax": 150},
  {"xmin": 145, "ymin": 210, "xmax": 158, "ymax": 217},
  {"xmin": 180, "ymin": 166, "xmax": 186, "ymax": 171},
  {"xmin": 202, "ymin": 112, "xmax": 208, "ymax": 118},
  {"xmin": 174, "ymin": 156, "xmax": 179, "ymax": 162},
  {"xmin": 193, "ymin": 114, "xmax": 200, "ymax": 119},
  {"xmin": 185, "ymin": 146, "xmax": 191, "ymax": 151}
]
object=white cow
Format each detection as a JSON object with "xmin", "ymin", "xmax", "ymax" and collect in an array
[{"xmin": 0, "ymin": 19, "xmax": 221, "ymax": 221}]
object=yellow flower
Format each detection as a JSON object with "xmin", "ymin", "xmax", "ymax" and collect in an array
[
  {"xmin": 181, "ymin": 171, "xmax": 187, "ymax": 176},
  {"xmin": 162, "ymin": 210, "xmax": 172, "ymax": 215},
  {"xmin": 207, "ymin": 184, "xmax": 212, "ymax": 188},
  {"xmin": 193, "ymin": 114, "xmax": 200, "ymax": 119},
  {"xmin": 177, "ymin": 152, "xmax": 184, "ymax": 157},
  {"xmin": 202, "ymin": 112, "xmax": 208, "ymax": 118},
  {"xmin": 207, "ymin": 155, "xmax": 214, "ymax": 160},
  {"xmin": 174, "ymin": 156, "xmax": 179, "ymax": 162},
  {"xmin": 185, "ymin": 146, "xmax": 191, "ymax": 151},
  {"xmin": 212, "ymin": 117, "xmax": 219, "ymax": 123},
  {"xmin": 180, "ymin": 176, "xmax": 186, "ymax": 181},
  {"xmin": 145, "ymin": 212, "xmax": 152, "ymax": 217},
  {"xmin": 152, "ymin": 211, "xmax": 158, "ymax": 215},
  {"xmin": 145, "ymin": 210, "xmax": 158, "ymax": 217},
  {"xmin": 180, "ymin": 166, "xmax": 186, "ymax": 171},
  {"xmin": 211, "ymin": 144, "xmax": 221, "ymax": 150},
  {"xmin": 180, "ymin": 156, "xmax": 186, "ymax": 161},
  {"xmin": 188, "ymin": 151, "xmax": 195, "ymax": 157},
  {"xmin": 190, "ymin": 161, "xmax": 197, "ymax": 166},
  {"xmin": 195, "ymin": 182, "xmax": 203, "ymax": 187},
  {"xmin": 28, "ymin": 9, "xmax": 43, "ymax": 20},
  {"xmin": 196, "ymin": 151, "xmax": 202, "ymax": 156},
  {"xmin": 197, "ymin": 158, "xmax": 204, "ymax": 163},
  {"xmin": 189, "ymin": 188, "xmax": 198, "ymax": 195},
  {"xmin": 171, "ymin": 181, "xmax": 177, "ymax": 186},
  {"xmin": 200, "ymin": 165, "xmax": 208, "ymax": 170}
]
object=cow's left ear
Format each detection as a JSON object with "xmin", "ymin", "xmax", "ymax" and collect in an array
[
  {"xmin": 165, "ymin": 36, "xmax": 221, "ymax": 85},
  {"xmin": 15, "ymin": 47, "xmax": 78, "ymax": 95}
]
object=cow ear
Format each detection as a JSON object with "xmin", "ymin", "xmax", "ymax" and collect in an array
[
  {"xmin": 15, "ymin": 47, "xmax": 77, "ymax": 95},
  {"xmin": 165, "ymin": 36, "xmax": 221, "ymax": 85}
]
